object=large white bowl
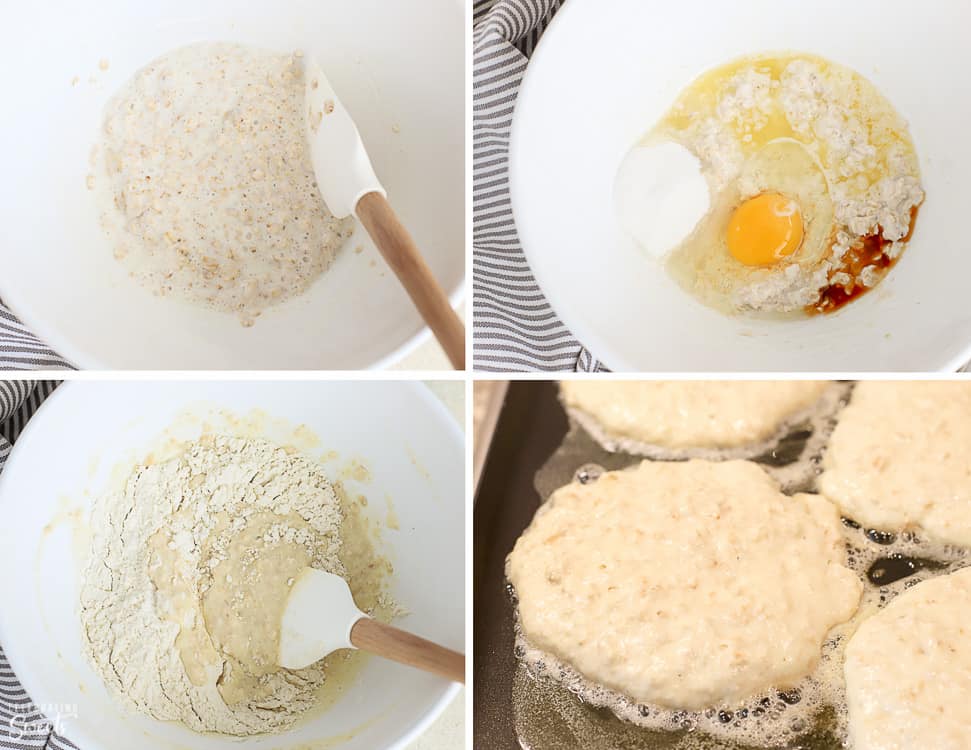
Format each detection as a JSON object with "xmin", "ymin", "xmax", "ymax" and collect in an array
[
  {"xmin": 509, "ymin": 0, "xmax": 971, "ymax": 372},
  {"xmin": 0, "ymin": 0, "xmax": 464, "ymax": 369},
  {"xmin": 0, "ymin": 381, "xmax": 464, "ymax": 750}
]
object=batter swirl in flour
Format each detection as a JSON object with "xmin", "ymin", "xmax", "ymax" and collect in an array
[{"xmin": 79, "ymin": 435, "xmax": 388, "ymax": 736}]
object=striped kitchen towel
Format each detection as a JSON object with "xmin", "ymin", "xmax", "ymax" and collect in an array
[
  {"xmin": 0, "ymin": 381, "xmax": 76, "ymax": 750},
  {"xmin": 0, "ymin": 304, "xmax": 72, "ymax": 371},
  {"xmin": 473, "ymin": 0, "xmax": 605, "ymax": 372}
]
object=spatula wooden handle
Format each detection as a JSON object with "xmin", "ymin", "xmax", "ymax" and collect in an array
[
  {"xmin": 356, "ymin": 191, "xmax": 466, "ymax": 370},
  {"xmin": 350, "ymin": 617, "xmax": 465, "ymax": 684}
]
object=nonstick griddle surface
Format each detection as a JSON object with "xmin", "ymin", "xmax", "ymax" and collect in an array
[{"xmin": 474, "ymin": 381, "xmax": 569, "ymax": 749}]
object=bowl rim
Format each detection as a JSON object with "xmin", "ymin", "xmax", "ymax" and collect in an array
[
  {"xmin": 0, "ymin": 266, "xmax": 466, "ymax": 372},
  {"xmin": 0, "ymin": 380, "xmax": 464, "ymax": 750}
]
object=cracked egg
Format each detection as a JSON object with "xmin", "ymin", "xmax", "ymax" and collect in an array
[
  {"xmin": 668, "ymin": 138, "xmax": 836, "ymax": 315},
  {"xmin": 618, "ymin": 53, "xmax": 924, "ymax": 318}
]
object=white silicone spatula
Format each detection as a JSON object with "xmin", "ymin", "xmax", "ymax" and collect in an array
[
  {"xmin": 304, "ymin": 59, "xmax": 465, "ymax": 369},
  {"xmin": 278, "ymin": 568, "xmax": 465, "ymax": 683}
]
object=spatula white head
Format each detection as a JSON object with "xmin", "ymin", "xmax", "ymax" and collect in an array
[
  {"xmin": 303, "ymin": 57, "xmax": 466, "ymax": 369},
  {"xmin": 304, "ymin": 58, "xmax": 386, "ymax": 219},
  {"xmin": 279, "ymin": 567, "xmax": 466, "ymax": 682},
  {"xmin": 278, "ymin": 568, "xmax": 364, "ymax": 670}
]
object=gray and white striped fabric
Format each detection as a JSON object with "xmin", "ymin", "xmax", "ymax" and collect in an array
[
  {"xmin": 0, "ymin": 305, "xmax": 72, "ymax": 371},
  {"xmin": 473, "ymin": 0, "xmax": 605, "ymax": 372},
  {"xmin": 0, "ymin": 381, "xmax": 76, "ymax": 750}
]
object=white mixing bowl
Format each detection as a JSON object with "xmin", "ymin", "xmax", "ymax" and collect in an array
[
  {"xmin": 0, "ymin": 381, "xmax": 464, "ymax": 750},
  {"xmin": 509, "ymin": 0, "xmax": 971, "ymax": 372},
  {"xmin": 0, "ymin": 0, "xmax": 464, "ymax": 369}
]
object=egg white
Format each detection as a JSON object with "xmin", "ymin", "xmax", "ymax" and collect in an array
[{"xmin": 668, "ymin": 139, "xmax": 834, "ymax": 315}]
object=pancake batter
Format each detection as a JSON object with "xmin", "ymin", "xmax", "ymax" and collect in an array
[{"xmin": 81, "ymin": 436, "xmax": 347, "ymax": 735}]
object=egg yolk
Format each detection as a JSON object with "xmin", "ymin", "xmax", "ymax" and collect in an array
[{"xmin": 726, "ymin": 192, "xmax": 804, "ymax": 267}]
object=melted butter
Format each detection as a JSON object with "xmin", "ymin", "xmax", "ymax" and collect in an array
[
  {"xmin": 656, "ymin": 52, "xmax": 916, "ymax": 192},
  {"xmin": 661, "ymin": 58, "xmax": 796, "ymax": 144}
]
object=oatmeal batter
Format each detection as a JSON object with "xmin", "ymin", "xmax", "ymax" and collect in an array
[
  {"xmin": 80, "ymin": 436, "xmax": 355, "ymax": 735},
  {"xmin": 559, "ymin": 380, "xmax": 830, "ymax": 453},
  {"xmin": 844, "ymin": 566, "xmax": 971, "ymax": 750},
  {"xmin": 506, "ymin": 459, "xmax": 862, "ymax": 710},
  {"xmin": 96, "ymin": 42, "xmax": 355, "ymax": 326},
  {"xmin": 819, "ymin": 381, "xmax": 971, "ymax": 546}
]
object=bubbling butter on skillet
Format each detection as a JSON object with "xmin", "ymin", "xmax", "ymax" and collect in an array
[{"xmin": 507, "ymin": 416, "xmax": 971, "ymax": 747}]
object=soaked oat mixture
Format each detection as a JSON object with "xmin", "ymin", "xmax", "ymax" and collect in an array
[{"xmin": 95, "ymin": 42, "xmax": 354, "ymax": 326}]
